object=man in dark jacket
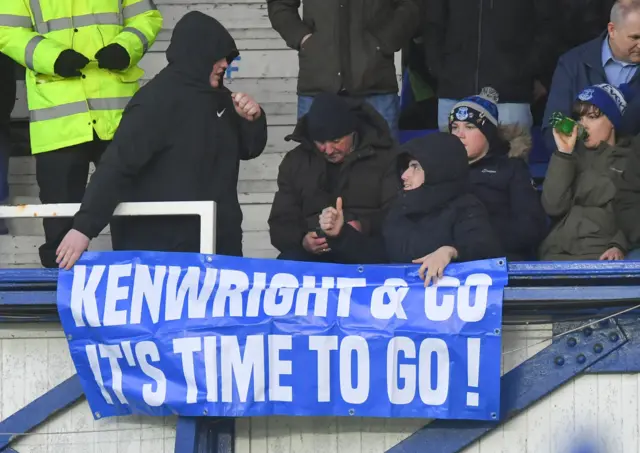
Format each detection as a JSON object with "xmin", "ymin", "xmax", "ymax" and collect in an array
[
  {"xmin": 0, "ymin": 54, "xmax": 15, "ymax": 235},
  {"xmin": 268, "ymin": 93, "xmax": 397, "ymax": 264},
  {"xmin": 55, "ymin": 11, "xmax": 267, "ymax": 269},
  {"xmin": 424, "ymin": 0, "xmax": 556, "ymax": 131},
  {"xmin": 543, "ymin": 0, "xmax": 640, "ymax": 152},
  {"xmin": 266, "ymin": 0, "xmax": 419, "ymax": 136}
]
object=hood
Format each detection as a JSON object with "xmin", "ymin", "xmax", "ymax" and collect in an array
[
  {"xmin": 395, "ymin": 133, "xmax": 470, "ymax": 214},
  {"xmin": 166, "ymin": 11, "xmax": 239, "ymax": 89},
  {"xmin": 398, "ymin": 132, "xmax": 469, "ymax": 185},
  {"xmin": 285, "ymin": 99, "xmax": 394, "ymax": 153}
]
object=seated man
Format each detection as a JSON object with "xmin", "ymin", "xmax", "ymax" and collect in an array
[
  {"xmin": 268, "ymin": 93, "xmax": 397, "ymax": 264},
  {"xmin": 543, "ymin": 0, "xmax": 640, "ymax": 151}
]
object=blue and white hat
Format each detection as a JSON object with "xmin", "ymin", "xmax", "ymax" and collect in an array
[
  {"xmin": 449, "ymin": 87, "xmax": 500, "ymax": 142},
  {"xmin": 576, "ymin": 83, "xmax": 628, "ymax": 129}
]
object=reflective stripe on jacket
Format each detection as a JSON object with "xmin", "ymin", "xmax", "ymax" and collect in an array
[{"xmin": 0, "ymin": 0, "xmax": 162, "ymax": 153}]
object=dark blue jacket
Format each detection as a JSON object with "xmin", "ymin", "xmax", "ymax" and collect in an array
[
  {"xmin": 469, "ymin": 127, "xmax": 548, "ymax": 261},
  {"xmin": 542, "ymin": 33, "xmax": 640, "ymax": 153}
]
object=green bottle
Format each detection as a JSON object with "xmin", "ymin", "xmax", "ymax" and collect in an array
[{"xmin": 549, "ymin": 112, "xmax": 589, "ymax": 141}]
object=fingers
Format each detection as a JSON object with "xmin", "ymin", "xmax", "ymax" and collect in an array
[
  {"xmin": 336, "ymin": 197, "xmax": 343, "ymax": 213},
  {"xmin": 56, "ymin": 246, "xmax": 81, "ymax": 271}
]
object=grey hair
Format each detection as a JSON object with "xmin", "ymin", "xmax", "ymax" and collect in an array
[{"xmin": 611, "ymin": 0, "xmax": 640, "ymax": 25}]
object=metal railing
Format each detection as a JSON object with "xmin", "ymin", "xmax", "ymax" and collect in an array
[{"xmin": 0, "ymin": 201, "xmax": 217, "ymax": 254}]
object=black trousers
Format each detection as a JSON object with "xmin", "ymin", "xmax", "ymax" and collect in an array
[{"xmin": 35, "ymin": 136, "xmax": 109, "ymax": 268}]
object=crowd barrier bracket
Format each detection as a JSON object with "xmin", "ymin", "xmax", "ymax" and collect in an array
[{"xmin": 387, "ymin": 318, "xmax": 630, "ymax": 453}]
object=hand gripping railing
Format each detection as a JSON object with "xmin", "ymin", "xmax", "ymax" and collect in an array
[{"xmin": 0, "ymin": 201, "xmax": 217, "ymax": 253}]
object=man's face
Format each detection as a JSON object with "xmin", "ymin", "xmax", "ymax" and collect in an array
[
  {"xmin": 609, "ymin": 11, "xmax": 640, "ymax": 63},
  {"xmin": 209, "ymin": 58, "xmax": 229, "ymax": 88},
  {"xmin": 314, "ymin": 133, "xmax": 354, "ymax": 164}
]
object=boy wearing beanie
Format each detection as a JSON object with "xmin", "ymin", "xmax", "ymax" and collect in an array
[
  {"xmin": 540, "ymin": 83, "xmax": 631, "ymax": 260},
  {"xmin": 448, "ymin": 88, "xmax": 548, "ymax": 261}
]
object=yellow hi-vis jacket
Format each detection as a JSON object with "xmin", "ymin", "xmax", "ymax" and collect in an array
[{"xmin": 0, "ymin": 0, "xmax": 162, "ymax": 154}]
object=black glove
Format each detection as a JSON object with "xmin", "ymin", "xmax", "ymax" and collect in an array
[
  {"xmin": 95, "ymin": 44, "xmax": 130, "ymax": 71},
  {"xmin": 54, "ymin": 49, "xmax": 90, "ymax": 78}
]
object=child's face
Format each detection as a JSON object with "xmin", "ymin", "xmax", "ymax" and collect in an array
[
  {"xmin": 579, "ymin": 111, "xmax": 615, "ymax": 148},
  {"xmin": 401, "ymin": 160, "xmax": 425, "ymax": 191}
]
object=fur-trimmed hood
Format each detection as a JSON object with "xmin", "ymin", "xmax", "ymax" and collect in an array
[{"xmin": 495, "ymin": 125, "xmax": 532, "ymax": 160}]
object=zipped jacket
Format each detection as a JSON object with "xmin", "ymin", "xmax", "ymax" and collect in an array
[{"xmin": 0, "ymin": 0, "xmax": 162, "ymax": 153}]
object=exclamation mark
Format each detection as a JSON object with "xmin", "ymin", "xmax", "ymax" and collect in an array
[{"xmin": 466, "ymin": 338, "xmax": 481, "ymax": 407}]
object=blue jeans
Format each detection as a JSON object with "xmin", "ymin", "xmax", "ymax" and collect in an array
[
  {"xmin": 298, "ymin": 94, "xmax": 400, "ymax": 139},
  {"xmin": 437, "ymin": 98, "xmax": 533, "ymax": 131}
]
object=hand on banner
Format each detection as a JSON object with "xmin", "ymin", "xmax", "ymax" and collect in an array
[
  {"xmin": 413, "ymin": 246, "xmax": 458, "ymax": 287},
  {"xmin": 56, "ymin": 229, "xmax": 90, "ymax": 270},
  {"xmin": 319, "ymin": 197, "xmax": 345, "ymax": 237},
  {"xmin": 232, "ymin": 93, "xmax": 261, "ymax": 121},
  {"xmin": 302, "ymin": 231, "xmax": 330, "ymax": 254},
  {"xmin": 599, "ymin": 246, "xmax": 624, "ymax": 261}
]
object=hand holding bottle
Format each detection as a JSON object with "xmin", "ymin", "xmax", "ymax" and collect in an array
[{"xmin": 552, "ymin": 125, "xmax": 578, "ymax": 154}]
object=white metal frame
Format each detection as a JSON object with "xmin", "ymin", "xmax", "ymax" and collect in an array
[{"xmin": 0, "ymin": 201, "xmax": 217, "ymax": 254}]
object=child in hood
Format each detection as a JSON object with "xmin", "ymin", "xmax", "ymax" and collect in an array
[{"xmin": 383, "ymin": 132, "xmax": 503, "ymax": 285}]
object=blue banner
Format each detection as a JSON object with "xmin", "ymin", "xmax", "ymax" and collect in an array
[{"xmin": 57, "ymin": 252, "xmax": 507, "ymax": 421}]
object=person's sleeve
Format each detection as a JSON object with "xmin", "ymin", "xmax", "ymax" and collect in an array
[
  {"xmin": 541, "ymin": 150, "xmax": 577, "ymax": 217},
  {"xmin": 238, "ymin": 109, "xmax": 268, "ymax": 160},
  {"xmin": 357, "ymin": 155, "xmax": 398, "ymax": 235},
  {"xmin": 452, "ymin": 200, "xmax": 503, "ymax": 262},
  {"xmin": 72, "ymin": 102, "xmax": 166, "ymax": 238},
  {"xmin": 266, "ymin": 0, "xmax": 311, "ymax": 51},
  {"xmin": 369, "ymin": 0, "xmax": 420, "ymax": 56},
  {"xmin": 527, "ymin": 0, "xmax": 556, "ymax": 87},
  {"xmin": 614, "ymin": 144, "xmax": 640, "ymax": 246},
  {"xmin": 502, "ymin": 160, "xmax": 549, "ymax": 252},
  {"xmin": 541, "ymin": 56, "xmax": 575, "ymax": 153},
  {"xmin": 112, "ymin": 0, "xmax": 163, "ymax": 67},
  {"xmin": 422, "ymin": 0, "xmax": 447, "ymax": 79},
  {"xmin": 609, "ymin": 230, "xmax": 628, "ymax": 254},
  {"xmin": 0, "ymin": 2, "xmax": 68, "ymax": 75},
  {"xmin": 326, "ymin": 225, "xmax": 388, "ymax": 264},
  {"xmin": 268, "ymin": 152, "xmax": 308, "ymax": 252}
]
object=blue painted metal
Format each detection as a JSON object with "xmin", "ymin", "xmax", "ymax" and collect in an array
[
  {"xmin": 0, "ymin": 375, "xmax": 84, "ymax": 452},
  {"xmin": 386, "ymin": 320, "xmax": 627, "ymax": 453},
  {"xmin": 504, "ymin": 285, "xmax": 640, "ymax": 301},
  {"xmin": 174, "ymin": 417, "xmax": 198, "ymax": 453},
  {"xmin": 553, "ymin": 317, "xmax": 640, "ymax": 373}
]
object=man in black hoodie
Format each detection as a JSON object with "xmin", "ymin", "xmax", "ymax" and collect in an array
[{"xmin": 55, "ymin": 11, "xmax": 268, "ymax": 269}]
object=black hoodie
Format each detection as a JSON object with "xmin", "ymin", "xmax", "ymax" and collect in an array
[
  {"xmin": 72, "ymin": 11, "xmax": 267, "ymax": 256},
  {"xmin": 268, "ymin": 100, "xmax": 397, "ymax": 263},
  {"xmin": 0, "ymin": 53, "xmax": 16, "ymax": 130},
  {"xmin": 383, "ymin": 133, "xmax": 503, "ymax": 263}
]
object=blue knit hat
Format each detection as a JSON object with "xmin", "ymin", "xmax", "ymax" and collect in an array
[
  {"xmin": 449, "ymin": 87, "xmax": 500, "ymax": 142},
  {"xmin": 576, "ymin": 83, "xmax": 628, "ymax": 130}
]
